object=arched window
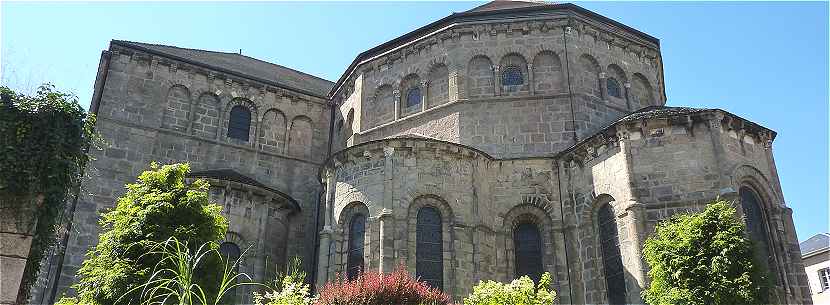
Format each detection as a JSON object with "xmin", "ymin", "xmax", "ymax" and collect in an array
[
  {"xmin": 740, "ymin": 186, "xmax": 772, "ymax": 273},
  {"xmin": 502, "ymin": 66, "xmax": 524, "ymax": 86},
  {"xmin": 598, "ymin": 203, "xmax": 626, "ymax": 304},
  {"xmin": 406, "ymin": 87, "xmax": 422, "ymax": 108},
  {"xmin": 416, "ymin": 206, "xmax": 443, "ymax": 290},
  {"xmin": 347, "ymin": 214, "xmax": 367, "ymax": 280},
  {"xmin": 606, "ymin": 77, "xmax": 622, "ymax": 99},
  {"xmin": 219, "ymin": 242, "xmax": 241, "ymax": 303},
  {"xmin": 228, "ymin": 105, "xmax": 251, "ymax": 141},
  {"xmin": 514, "ymin": 222, "xmax": 543, "ymax": 283}
]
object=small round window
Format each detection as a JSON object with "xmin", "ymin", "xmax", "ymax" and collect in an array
[
  {"xmin": 406, "ymin": 87, "xmax": 421, "ymax": 108},
  {"xmin": 501, "ymin": 66, "xmax": 524, "ymax": 86}
]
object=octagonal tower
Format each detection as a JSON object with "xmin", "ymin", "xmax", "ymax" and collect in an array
[{"xmin": 330, "ymin": 1, "xmax": 665, "ymax": 159}]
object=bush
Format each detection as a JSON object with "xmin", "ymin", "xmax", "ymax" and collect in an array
[
  {"xmin": 254, "ymin": 258, "xmax": 314, "ymax": 305},
  {"xmin": 0, "ymin": 84, "xmax": 96, "ymax": 302},
  {"xmin": 316, "ymin": 266, "xmax": 451, "ymax": 305},
  {"xmin": 59, "ymin": 163, "xmax": 228, "ymax": 305},
  {"xmin": 642, "ymin": 200, "xmax": 768, "ymax": 305},
  {"xmin": 463, "ymin": 272, "xmax": 556, "ymax": 305}
]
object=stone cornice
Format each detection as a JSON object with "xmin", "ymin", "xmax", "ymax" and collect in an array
[{"xmin": 109, "ymin": 45, "xmax": 329, "ymax": 106}]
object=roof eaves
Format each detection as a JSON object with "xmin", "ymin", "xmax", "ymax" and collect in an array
[
  {"xmin": 111, "ymin": 40, "xmax": 330, "ymax": 99},
  {"xmin": 328, "ymin": 2, "xmax": 659, "ymax": 99}
]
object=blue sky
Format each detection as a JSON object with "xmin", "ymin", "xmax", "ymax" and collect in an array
[{"xmin": 2, "ymin": 1, "xmax": 827, "ymax": 240}]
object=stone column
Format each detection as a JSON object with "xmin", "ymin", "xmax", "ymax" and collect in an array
[
  {"xmin": 527, "ymin": 63, "xmax": 535, "ymax": 95},
  {"xmin": 393, "ymin": 90, "xmax": 401, "ymax": 121},
  {"xmin": 493, "ymin": 65, "xmax": 501, "ymax": 96},
  {"xmin": 623, "ymin": 82, "xmax": 632, "ymax": 110},
  {"xmin": 420, "ymin": 81, "xmax": 429, "ymax": 112},
  {"xmin": 378, "ymin": 210, "xmax": 395, "ymax": 273},
  {"xmin": 315, "ymin": 170, "xmax": 336, "ymax": 289},
  {"xmin": 624, "ymin": 201, "xmax": 648, "ymax": 304},
  {"xmin": 449, "ymin": 67, "xmax": 461, "ymax": 102},
  {"xmin": 598, "ymin": 72, "xmax": 608, "ymax": 100},
  {"xmin": 0, "ymin": 194, "xmax": 42, "ymax": 305}
]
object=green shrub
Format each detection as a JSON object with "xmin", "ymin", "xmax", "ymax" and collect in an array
[
  {"xmin": 58, "ymin": 163, "xmax": 228, "ymax": 305},
  {"xmin": 0, "ymin": 84, "xmax": 96, "ymax": 302},
  {"xmin": 254, "ymin": 258, "xmax": 314, "ymax": 305},
  {"xmin": 642, "ymin": 200, "xmax": 768, "ymax": 305},
  {"xmin": 463, "ymin": 272, "xmax": 556, "ymax": 305}
]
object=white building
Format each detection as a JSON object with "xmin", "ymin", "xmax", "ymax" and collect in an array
[{"xmin": 801, "ymin": 233, "xmax": 830, "ymax": 304}]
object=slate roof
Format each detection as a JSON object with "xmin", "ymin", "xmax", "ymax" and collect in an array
[
  {"xmin": 466, "ymin": 0, "xmax": 554, "ymax": 13},
  {"xmin": 188, "ymin": 168, "xmax": 300, "ymax": 211},
  {"xmin": 800, "ymin": 233, "xmax": 830, "ymax": 257},
  {"xmin": 111, "ymin": 40, "xmax": 334, "ymax": 98},
  {"xmin": 616, "ymin": 105, "xmax": 711, "ymax": 123}
]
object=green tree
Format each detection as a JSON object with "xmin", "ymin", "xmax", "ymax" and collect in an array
[
  {"xmin": 59, "ymin": 163, "xmax": 228, "ymax": 305},
  {"xmin": 0, "ymin": 84, "xmax": 96, "ymax": 302},
  {"xmin": 642, "ymin": 200, "xmax": 768, "ymax": 305},
  {"xmin": 463, "ymin": 272, "xmax": 556, "ymax": 305}
]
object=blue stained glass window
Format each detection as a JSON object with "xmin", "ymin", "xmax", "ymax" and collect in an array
[
  {"xmin": 514, "ymin": 222, "xmax": 543, "ymax": 283},
  {"xmin": 406, "ymin": 87, "xmax": 421, "ymax": 108},
  {"xmin": 416, "ymin": 207, "xmax": 443, "ymax": 290},
  {"xmin": 228, "ymin": 105, "xmax": 251, "ymax": 141},
  {"xmin": 347, "ymin": 214, "xmax": 366, "ymax": 280},
  {"xmin": 501, "ymin": 66, "xmax": 524, "ymax": 86}
]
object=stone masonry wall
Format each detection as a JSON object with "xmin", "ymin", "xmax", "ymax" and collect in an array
[{"xmin": 51, "ymin": 45, "xmax": 331, "ymax": 297}]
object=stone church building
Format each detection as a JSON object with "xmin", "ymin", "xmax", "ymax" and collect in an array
[{"xmin": 33, "ymin": 1, "xmax": 812, "ymax": 304}]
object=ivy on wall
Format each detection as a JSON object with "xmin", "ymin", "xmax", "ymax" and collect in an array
[{"xmin": 0, "ymin": 84, "xmax": 97, "ymax": 303}]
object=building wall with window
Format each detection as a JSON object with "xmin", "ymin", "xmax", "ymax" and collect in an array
[
  {"xmin": 36, "ymin": 2, "xmax": 812, "ymax": 305},
  {"xmin": 40, "ymin": 41, "xmax": 333, "ymax": 300},
  {"xmin": 801, "ymin": 233, "xmax": 830, "ymax": 304}
]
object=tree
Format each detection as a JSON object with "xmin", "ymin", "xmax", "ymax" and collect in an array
[
  {"xmin": 0, "ymin": 84, "xmax": 96, "ymax": 303},
  {"xmin": 641, "ymin": 200, "xmax": 768, "ymax": 305},
  {"xmin": 463, "ymin": 272, "xmax": 556, "ymax": 305},
  {"xmin": 59, "ymin": 163, "xmax": 228, "ymax": 305}
]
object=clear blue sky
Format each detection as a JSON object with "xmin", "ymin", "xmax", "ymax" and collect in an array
[{"xmin": 2, "ymin": 1, "xmax": 827, "ymax": 240}]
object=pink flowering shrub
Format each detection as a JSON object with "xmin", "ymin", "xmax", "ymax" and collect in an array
[{"xmin": 316, "ymin": 265, "xmax": 452, "ymax": 305}]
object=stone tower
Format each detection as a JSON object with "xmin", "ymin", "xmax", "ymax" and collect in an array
[{"xmin": 33, "ymin": 2, "xmax": 811, "ymax": 305}]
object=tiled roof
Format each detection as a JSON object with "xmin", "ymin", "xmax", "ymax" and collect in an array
[
  {"xmin": 112, "ymin": 40, "xmax": 334, "ymax": 98},
  {"xmin": 800, "ymin": 233, "xmax": 830, "ymax": 257},
  {"xmin": 617, "ymin": 106, "xmax": 711, "ymax": 123},
  {"xmin": 188, "ymin": 168, "xmax": 300, "ymax": 211}
]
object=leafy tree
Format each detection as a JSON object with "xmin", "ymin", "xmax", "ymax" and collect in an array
[
  {"xmin": 59, "ymin": 163, "xmax": 228, "ymax": 305},
  {"xmin": 0, "ymin": 84, "xmax": 96, "ymax": 302},
  {"xmin": 641, "ymin": 200, "xmax": 768, "ymax": 305},
  {"xmin": 463, "ymin": 272, "xmax": 556, "ymax": 305}
]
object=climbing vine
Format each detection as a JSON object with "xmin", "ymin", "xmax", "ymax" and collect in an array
[{"xmin": 0, "ymin": 84, "xmax": 97, "ymax": 303}]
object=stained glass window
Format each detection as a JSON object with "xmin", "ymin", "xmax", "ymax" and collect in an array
[
  {"xmin": 606, "ymin": 77, "xmax": 622, "ymax": 99},
  {"xmin": 347, "ymin": 214, "xmax": 366, "ymax": 280},
  {"xmin": 598, "ymin": 203, "xmax": 626, "ymax": 305},
  {"xmin": 416, "ymin": 207, "xmax": 443, "ymax": 290},
  {"xmin": 228, "ymin": 105, "xmax": 251, "ymax": 141},
  {"xmin": 502, "ymin": 66, "xmax": 524, "ymax": 86},
  {"xmin": 740, "ymin": 187, "xmax": 772, "ymax": 274},
  {"xmin": 406, "ymin": 87, "xmax": 421, "ymax": 108},
  {"xmin": 514, "ymin": 222, "xmax": 543, "ymax": 283}
]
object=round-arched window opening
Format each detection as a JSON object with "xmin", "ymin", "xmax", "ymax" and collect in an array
[
  {"xmin": 219, "ymin": 242, "xmax": 241, "ymax": 261},
  {"xmin": 347, "ymin": 214, "xmax": 367, "ymax": 280},
  {"xmin": 514, "ymin": 222, "xmax": 543, "ymax": 283},
  {"xmin": 606, "ymin": 77, "xmax": 622, "ymax": 99},
  {"xmin": 228, "ymin": 105, "xmax": 252, "ymax": 141},
  {"xmin": 406, "ymin": 87, "xmax": 422, "ymax": 108},
  {"xmin": 501, "ymin": 66, "xmax": 524, "ymax": 86}
]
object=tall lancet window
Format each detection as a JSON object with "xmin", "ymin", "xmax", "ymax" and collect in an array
[
  {"xmin": 347, "ymin": 214, "xmax": 367, "ymax": 280},
  {"xmin": 598, "ymin": 203, "xmax": 626, "ymax": 304},
  {"xmin": 514, "ymin": 222, "xmax": 543, "ymax": 283},
  {"xmin": 416, "ymin": 206, "xmax": 443, "ymax": 290},
  {"xmin": 740, "ymin": 186, "xmax": 772, "ymax": 274}
]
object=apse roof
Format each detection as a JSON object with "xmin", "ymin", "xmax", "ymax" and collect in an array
[
  {"xmin": 111, "ymin": 40, "xmax": 334, "ymax": 98},
  {"xmin": 188, "ymin": 168, "xmax": 301, "ymax": 211}
]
